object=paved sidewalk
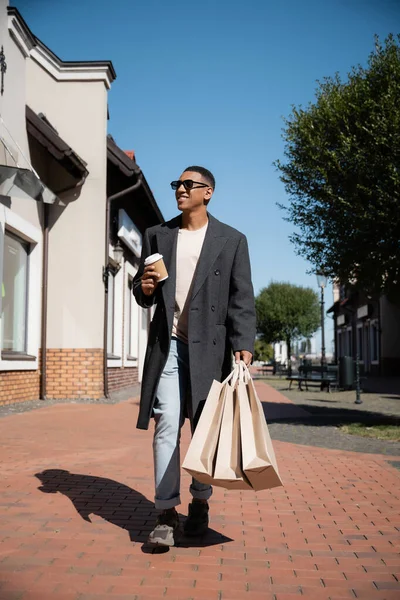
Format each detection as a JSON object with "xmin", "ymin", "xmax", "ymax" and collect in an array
[
  {"xmin": 253, "ymin": 375, "xmax": 400, "ymax": 456},
  {"xmin": 0, "ymin": 391, "xmax": 400, "ymax": 600}
]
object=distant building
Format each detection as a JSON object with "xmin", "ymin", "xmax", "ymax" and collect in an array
[
  {"xmin": 328, "ymin": 282, "xmax": 400, "ymax": 376},
  {"xmin": 273, "ymin": 337, "xmax": 318, "ymax": 366}
]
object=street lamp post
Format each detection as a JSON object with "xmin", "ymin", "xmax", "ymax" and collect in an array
[{"xmin": 316, "ymin": 273, "xmax": 328, "ymax": 384}]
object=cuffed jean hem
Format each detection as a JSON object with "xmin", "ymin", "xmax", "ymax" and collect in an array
[
  {"xmin": 190, "ymin": 484, "xmax": 213, "ymax": 501},
  {"xmin": 154, "ymin": 495, "xmax": 181, "ymax": 510}
]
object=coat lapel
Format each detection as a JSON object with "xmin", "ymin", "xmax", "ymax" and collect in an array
[
  {"xmin": 190, "ymin": 214, "xmax": 228, "ymax": 301},
  {"xmin": 155, "ymin": 217, "xmax": 180, "ymax": 315}
]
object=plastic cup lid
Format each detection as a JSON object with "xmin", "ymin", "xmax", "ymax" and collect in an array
[{"xmin": 144, "ymin": 253, "xmax": 163, "ymax": 266}]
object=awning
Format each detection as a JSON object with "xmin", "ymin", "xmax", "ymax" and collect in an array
[
  {"xmin": 0, "ymin": 164, "xmax": 56, "ymax": 203},
  {"xmin": 0, "ymin": 132, "xmax": 56, "ymax": 204},
  {"xmin": 26, "ymin": 106, "xmax": 88, "ymax": 185}
]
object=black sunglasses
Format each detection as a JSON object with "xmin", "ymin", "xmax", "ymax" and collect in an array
[{"xmin": 170, "ymin": 179, "xmax": 209, "ymax": 191}]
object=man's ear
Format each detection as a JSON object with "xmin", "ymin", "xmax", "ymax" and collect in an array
[{"xmin": 204, "ymin": 187, "xmax": 213, "ymax": 205}]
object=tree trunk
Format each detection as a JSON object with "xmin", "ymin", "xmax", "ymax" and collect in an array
[{"xmin": 287, "ymin": 337, "xmax": 292, "ymax": 376}]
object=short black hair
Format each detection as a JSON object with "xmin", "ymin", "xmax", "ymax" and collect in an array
[{"xmin": 184, "ymin": 165, "xmax": 215, "ymax": 189}]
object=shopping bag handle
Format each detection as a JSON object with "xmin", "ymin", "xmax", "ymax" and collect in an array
[
  {"xmin": 221, "ymin": 363, "xmax": 240, "ymax": 387},
  {"xmin": 239, "ymin": 360, "xmax": 251, "ymax": 383}
]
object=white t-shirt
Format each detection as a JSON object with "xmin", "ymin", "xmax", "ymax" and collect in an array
[{"xmin": 172, "ymin": 222, "xmax": 208, "ymax": 343}]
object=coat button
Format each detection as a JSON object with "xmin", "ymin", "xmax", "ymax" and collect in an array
[
  {"xmin": 213, "ymin": 339, "xmax": 216, "ymax": 345},
  {"xmin": 211, "ymin": 305, "xmax": 215, "ymax": 311},
  {"xmin": 214, "ymin": 269, "xmax": 220, "ymax": 276}
]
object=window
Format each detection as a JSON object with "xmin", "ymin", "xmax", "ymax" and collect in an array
[
  {"xmin": 370, "ymin": 321, "xmax": 380, "ymax": 362},
  {"xmin": 142, "ymin": 307, "xmax": 149, "ymax": 331},
  {"xmin": 1, "ymin": 231, "xmax": 29, "ymax": 352},
  {"xmin": 127, "ymin": 276, "xmax": 138, "ymax": 360},
  {"xmin": 357, "ymin": 326, "xmax": 364, "ymax": 361},
  {"xmin": 337, "ymin": 330, "xmax": 343, "ymax": 358},
  {"xmin": 107, "ymin": 273, "xmax": 115, "ymax": 354},
  {"xmin": 346, "ymin": 328, "xmax": 352, "ymax": 357},
  {"xmin": 127, "ymin": 278, "xmax": 133, "ymax": 356}
]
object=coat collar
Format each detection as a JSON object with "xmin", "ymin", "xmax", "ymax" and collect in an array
[{"xmin": 155, "ymin": 213, "xmax": 228, "ymax": 311}]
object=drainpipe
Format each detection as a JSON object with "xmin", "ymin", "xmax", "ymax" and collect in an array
[
  {"xmin": 40, "ymin": 202, "xmax": 49, "ymax": 400},
  {"xmin": 103, "ymin": 174, "xmax": 142, "ymax": 399}
]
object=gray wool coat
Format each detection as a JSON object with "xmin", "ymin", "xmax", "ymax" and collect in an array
[{"xmin": 132, "ymin": 212, "xmax": 256, "ymax": 430}]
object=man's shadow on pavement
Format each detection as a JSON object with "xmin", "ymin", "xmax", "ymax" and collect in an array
[{"xmin": 35, "ymin": 469, "xmax": 232, "ymax": 552}]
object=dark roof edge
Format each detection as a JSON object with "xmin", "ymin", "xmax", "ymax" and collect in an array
[
  {"xmin": 35, "ymin": 38, "xmax": 117, "ymax": 81},
  {"xmin": 7, "ymin": 6, "xmax": 36, "ymax": 49},
  {"xmin": 7, "ymin": 7, "xmax": 117, "ymax": 81},
  {"xmin": 140, "ymin": 173, "xmax": 164, "ymax": 223},
  {"xmin": 327, "ymin": 301, "xmax": 339, "ymax": 314},
  {"xmin": 107, "ymin": 135, "xmax": 140, "ymax": 177},
  {"xmin": 107, "ymin": 135, "xmax": 164, "ymax": 223},
  {"xmin": 26, "ymin": 105, "xmax": 88, "ymax": 179}
]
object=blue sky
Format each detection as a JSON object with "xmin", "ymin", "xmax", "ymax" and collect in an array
[{"xmin": 12, "ymin": 0, "xmax": 399, "ymax": 352}]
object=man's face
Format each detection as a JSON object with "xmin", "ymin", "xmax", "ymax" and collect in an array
[{"xmin": 175, "ymin": 171, "xmax": 213, "ymax": 212}]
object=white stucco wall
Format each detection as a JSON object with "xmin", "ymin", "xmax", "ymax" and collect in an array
[
  {"xmin": 0, "ymin": 2, "xmax": 43, "ymax": 229},
  {"xmin": 0, "ymin": 1, "xmax": 43, "ymax": 370},
  {"xmin": 26, "ymin": 58, "xmax": 109, "ymax": 349}
]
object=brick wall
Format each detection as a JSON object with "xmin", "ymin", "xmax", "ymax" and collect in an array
[
  {"xmin": 0, "ymin": 350, "xmax": 142, "ymax": 405},
  {"xmin": 0, "ymin": 369, "xmax": 40, "ymax": 406},
  {"xmin": 107, "ymin": 366, "xmax": 139, "ymax": 393},
  {"xmin": 46, "ymin": 349, "xmax": 104, "ymax": 399}
]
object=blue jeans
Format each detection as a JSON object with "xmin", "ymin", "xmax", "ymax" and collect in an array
[{"xmin": 153, "ymin": 338, "xmax": 213, "ymax": 509}]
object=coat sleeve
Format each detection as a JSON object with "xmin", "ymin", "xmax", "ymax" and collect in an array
[
  {"xmin": 227, "ymin": 235, "xmax": 256, "ymax": 356},
  {"xmin": 132, "ymin": 228, "xmax": 159, "ymax": 308}
]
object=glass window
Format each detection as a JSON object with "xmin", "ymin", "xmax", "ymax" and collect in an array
[
  {"xmin": 142, "ymin": 307, "xmax": 148, "ymax": 331},
  {"xmin": 347, "ymin": 329, "xmax": 352, "ymax": 357},
  {"xmin": 357, "ymin": 327, "xmax": 363, "ymax": 361},
  {"xmin": 127, "ymin": 277, "xmax": 138, "ymax": 359},
  {"xmin": 1, "ymin": 231, "xmax": 29, "ymax": 352},
  {"xmin": 370, "ymin": 321, "xmax": 379, "ymax": 362},
  {"xmin": 107, "ymin": 273, "xmax": 115, "ymax": 354},
  {"xmin": 337, "ymin": 330, "xmax": 343, "ymax": 358}
]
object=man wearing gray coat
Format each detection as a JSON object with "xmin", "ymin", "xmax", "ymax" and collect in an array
[{"xmin": 133, "ymin": 166, "xmax": 256, "ymax": 547}]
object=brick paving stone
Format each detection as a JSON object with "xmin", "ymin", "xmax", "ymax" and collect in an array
[{"xmin": 0, "ymin": 393, "xmax": 399, "ymax": 600}]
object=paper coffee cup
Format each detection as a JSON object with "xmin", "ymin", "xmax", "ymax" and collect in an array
[{"xmin": 144, "ymin": 253, "xmax": 168, "ymax": 282}]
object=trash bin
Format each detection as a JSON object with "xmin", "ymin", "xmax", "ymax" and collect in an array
[{"xmin": 339, "ymin": 356, "xmax": 355, "ymax": 389}]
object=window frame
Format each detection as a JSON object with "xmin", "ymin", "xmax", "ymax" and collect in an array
[
  {"xmin": 356, "ymin": 323, "xmax": 364, "ymax": 364},
  {"xmin": 0, "ymin": 207, "xmax": 41, "ymax": 371},
  {"xmin": 346, "ymin": 326, "xmax": 352, "ymax": 357},
  {"xmin": 124, "ymin": 262, "xmax": 139, "ymax": 367},
  {"xmin": 370, "ymin": 319, "xmax": 380, "ymax": 365},
  {"xmin": 107, "ymin": 253, "xmax": 123, "ymax": 368},
  {"xmin": 2, "ymin": 230, "xmax": 30, "ymax": 354}
]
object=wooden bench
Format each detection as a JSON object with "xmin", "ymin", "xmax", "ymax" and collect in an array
[
  {"xmin": 287, "ymin": 365, "xmax": 339, "ymax": 392},
  {"xmin": 287, "ymin": 374, "xmax": 338, "ymax": 392}
]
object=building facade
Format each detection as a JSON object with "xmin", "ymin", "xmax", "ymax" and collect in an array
[
  {"xmin": 328, "ymin": 282, "xmax": 400, "ymax": 376},
  {"xmin": 0, "ymin": 3, "xmax": 162, "ymax": 405}
]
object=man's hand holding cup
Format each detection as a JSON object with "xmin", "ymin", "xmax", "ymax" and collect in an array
[{"xmin": 141, "ymin": 253, "xmax": 168, "ymax": 297}]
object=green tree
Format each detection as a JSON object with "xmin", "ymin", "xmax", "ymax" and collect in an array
[
  {"xmin": 275, "ymin": 35, "xmax": 400, "ymax": 296},
  {"xmin": 253, "ymin": 338, "xmax": 274, "ymax": 363},
  {"xmin": 256, "ymin": 282, "xmax": 320, "ymax": 374}
]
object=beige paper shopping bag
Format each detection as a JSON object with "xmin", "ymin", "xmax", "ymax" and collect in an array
[
  {"xmin": 213, "ymin": 379, "xmax": 252, "ymax": 490},
  {"xmin": 182, "ymin": 377, "xmax": 228, "ymax": 485},
  {"xmin": 238, "ymin": 362, "xmax": 283, "ymax": 491}
]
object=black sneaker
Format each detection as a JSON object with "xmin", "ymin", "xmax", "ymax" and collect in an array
[
  {"xmin": 147, "ymin": 508, "xmax": 181, "ymax": 547},
  {"xmin": 184, "ymin": 500, "xmax": 209, "ymax": 536}
]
